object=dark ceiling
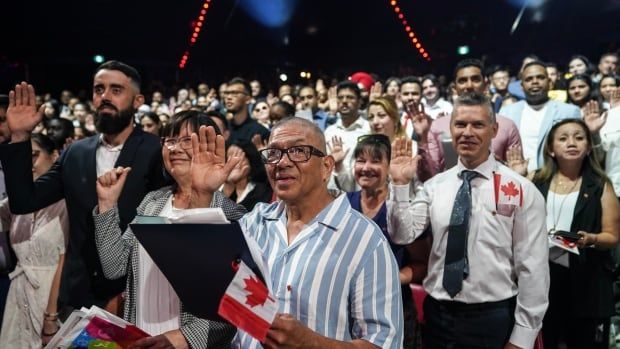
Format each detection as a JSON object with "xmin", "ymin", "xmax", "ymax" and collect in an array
[{"xmin": 2, "ymin": 0, "xmax": 619, "ymax": 96}]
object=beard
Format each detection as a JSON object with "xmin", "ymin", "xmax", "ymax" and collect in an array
[
  {"xmin": 524, "ymin": 90, "xmax": 549, "ymax": 106},
  {"xmin": 95, "ymin": 102, "xmax": 135, "ymax": 135}
]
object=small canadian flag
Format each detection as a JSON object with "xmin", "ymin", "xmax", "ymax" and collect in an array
[
  {"xmin": 218, "ymin": 261, "xmax": 278, "ymax": 342},
  {"xmin": 494, "ymin": 173, "xmax": 523, "ymax": 207}
]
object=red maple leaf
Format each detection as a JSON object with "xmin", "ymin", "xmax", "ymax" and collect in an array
[
  {"xmin": 501, "ymin": 181, "xmax": 520, "ymax": 198},
  {"xmin": 243, "ymin": 276, "xmax": 274, "ymax": 308}
]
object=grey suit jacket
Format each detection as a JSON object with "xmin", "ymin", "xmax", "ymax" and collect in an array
[
  {"xmin": 499, "ymin": 100, "xmax": 581, "ymax": 169},
  {"xmin": 93, "ymin": 187, "xmax": 246, "ymax": 349}
]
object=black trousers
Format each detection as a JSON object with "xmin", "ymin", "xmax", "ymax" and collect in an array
[
  {"xmin": 423, "ymin": 295, "xmax": 516, "ymax": 349},
  {"xmin": 543, "ymin": 263, "xmax": 610, "ymax": 349}
]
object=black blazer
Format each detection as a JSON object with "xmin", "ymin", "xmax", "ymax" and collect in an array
[
  {"xmin": 534, "ymin": 164, "xmax": 614, "ymax": 318},
  {"xmin": 0, "ymin": 127, "xmax": 164, "ymax": 309}
]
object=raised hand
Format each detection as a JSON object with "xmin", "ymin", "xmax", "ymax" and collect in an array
[
  {"xmin": 610, "ymin": 88, "xmax": 620, "ymax": 109},
  {"xmin": 251, "ymin": 133, "xmax": 269, "ymax": 151},
  {"xmin": 63, "ymin": 137, "xmax": 75, "ymax": 151},
  {"xmin": 327, "ymin": 136, "xmax": 349, "ymax": 166},
  {"xmin": 96, "ymin": 167, "xmax": 132, "ymax": 213},
  {"xmin": 190, "ymin": 126, "xmax": 242, "ymax": 198},
  {"xmin": 390, "ymin": 137, "xmax": 420, "ymax": 185},
  {"xmin": 315, "ymin": 78, "xmax": 325, "ymax": 91},
  {"xmin": 226, "ymin": 146, "xmax": 249, "ymax": 183},
  {"xmin": 505, "ymin": 145, "xmax": 528, "ymax": 176},
  {"xmin": 267, "ymin": 92, "xmax": 279, "ymax": 107},
  {"xmin": 582, "ymin": 100, "xmax": 606, "ymax": 134},
  {"xmin": 369, "ymin": 81, "xmax": 383, "ymax": 102},
  {"xmin": 7, "ymin": 82, "xmax": 45, "ymax": 142},
  {"xmin": 408, "ymin": 102, "xmax": 432, "ymax": 142},
  {"xmin": 327, "ymin": 86, "xmax": 338, "ymax": 114}
]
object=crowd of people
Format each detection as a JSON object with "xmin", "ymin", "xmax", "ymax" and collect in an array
[{"xmin": 0, "ymin": 50, "xmax": 618, "ymax": 349}]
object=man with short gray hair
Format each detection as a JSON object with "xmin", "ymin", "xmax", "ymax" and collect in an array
[
  {"xmin": 190, "ymin": 117, "xmax": 404, "ymax": 349},
  {"xmin": 388, "ymin": 92, "xmax": 548, "ymax": 349}
]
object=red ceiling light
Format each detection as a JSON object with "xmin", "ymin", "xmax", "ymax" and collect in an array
[
  {"xmin": 387, "ymin": 0, "xmax": 431, "ymax": 61},
  {"xmin": 179, "ymin": 0, "xmax": 214, "ymax": 69}
]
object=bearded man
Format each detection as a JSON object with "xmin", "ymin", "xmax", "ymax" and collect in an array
[{"xmin": 0, "ymin": 61, "xmax": 165, "ymax": 319}]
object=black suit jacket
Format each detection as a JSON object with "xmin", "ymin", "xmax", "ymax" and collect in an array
[{"xmin": 0, "ymin": 127, "xmax": 164, "ymax": 308}]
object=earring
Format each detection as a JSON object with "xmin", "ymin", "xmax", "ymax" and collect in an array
[{"xmin": 550, "ymin": 152, "xmax": 555, "ymax": 157}]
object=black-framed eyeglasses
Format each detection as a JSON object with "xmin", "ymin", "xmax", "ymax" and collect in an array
[
  {"xmin": 357, "ymin": 134, "xmax": 391, "ymax": 148},
  {"xmin": 260, "ymin": 145, "xmax": 326, "ymax": 164},
  {"xmin": 161, "ymin": 136, "xmax": 192, "ymax": 150}
]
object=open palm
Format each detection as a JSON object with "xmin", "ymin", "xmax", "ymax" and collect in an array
[
  {"xmin": 7, "ymin": 82, "xmax": 44, "ymax": 139},
  {"xmin": 390, "ymin": 138, "xmax": 419, "ymax": 185},
  {"xmin": 506, "ymin": 145, "xmax": 528, "ymax": 176},
  {"xmin": 406, "ymin": 101, "xmax": 432, "ymax": 140},
  {"xmin": 190, "ymin": 126, "xmax": 241, "ymax": 195},
  {"xmin": 582, "ymin": 101, "xmax": 607, "ymax": 134},
  {"xmin": 327, "ymin": 136, "xmax": 349, "ymax": 165}
]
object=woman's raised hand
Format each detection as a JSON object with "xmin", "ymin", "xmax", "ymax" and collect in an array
[
  {"xmin": 190, "ymin": 126, "xmax": 242, "ymax": 196},
  {"xmin": 390, "ymin": 137, "xmax": 420, "ymax": 185}
]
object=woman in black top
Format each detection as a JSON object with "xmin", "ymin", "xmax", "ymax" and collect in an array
[{"xmin": 532, "ymin": 118, "xmax": 620, "ymax": 349}]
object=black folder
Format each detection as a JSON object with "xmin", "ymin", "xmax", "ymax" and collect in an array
[{"xmin": 130, "ymin": 221, "xmax": 256, "ymax": 321}]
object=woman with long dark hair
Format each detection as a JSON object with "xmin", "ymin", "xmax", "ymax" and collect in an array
[
  {"xmin": 532, "ymin": 118, "xmax": 620, "ymax": 349},
  {"xmin": 567, "ymin": 74, "xmax": 595, "ymax": 109},
  {"xmin": 0, "ymin": 134, "xmax": 68, "ymax": 347}
]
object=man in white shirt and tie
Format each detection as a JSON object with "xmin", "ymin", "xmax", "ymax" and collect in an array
[{"xmin": 388, "ymin": 92, "xmax": 549, "ymax": 349}]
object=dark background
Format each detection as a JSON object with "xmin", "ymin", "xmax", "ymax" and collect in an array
[{"xmin": 1, "ymin": 0, "xmax": 619, "ymax": 97}]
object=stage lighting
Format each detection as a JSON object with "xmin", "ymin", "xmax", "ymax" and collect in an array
[
  {"xmin": 93, "ymin": 55, "xmax": 105, "ymax": 64},
  {"xmin": 457, "ymin": 45, "xmax": 470, "ymax": 55}
]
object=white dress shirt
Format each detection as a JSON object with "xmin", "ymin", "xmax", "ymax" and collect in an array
[
  {"xmin": 96, "ymin": 135, "xmax": 124, "ymax": 177},
  {"xmin": 387, "ymin": 155, "xmax": 549, "ymax": 349}
]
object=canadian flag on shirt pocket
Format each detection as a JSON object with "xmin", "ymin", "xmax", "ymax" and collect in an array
[
  {"xmin": 218, "ymin": 261, "xmax": 278, "ymax": 342},
  {"xmin": 494, "ymin": 173, "xmax": 523, "ymax": 217}
]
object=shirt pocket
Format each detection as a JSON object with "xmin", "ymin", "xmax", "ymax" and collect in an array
[{"xmin": 472, "ymin": 204, "xmax": 514, "ymax": 249}]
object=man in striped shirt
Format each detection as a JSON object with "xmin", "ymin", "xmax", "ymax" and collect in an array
[{"xmin": 191, "ymin": 117, "xmax": 403, "ymax": 349}]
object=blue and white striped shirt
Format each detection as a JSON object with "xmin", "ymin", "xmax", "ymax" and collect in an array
[{"xmin": 233, "ymin": 193, "xmax": 403, "ymax": 349}]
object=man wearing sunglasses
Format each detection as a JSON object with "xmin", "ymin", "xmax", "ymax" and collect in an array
[{"xmin": 190, "ymin": 117, "xmax": 403, "ymax": 349}]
